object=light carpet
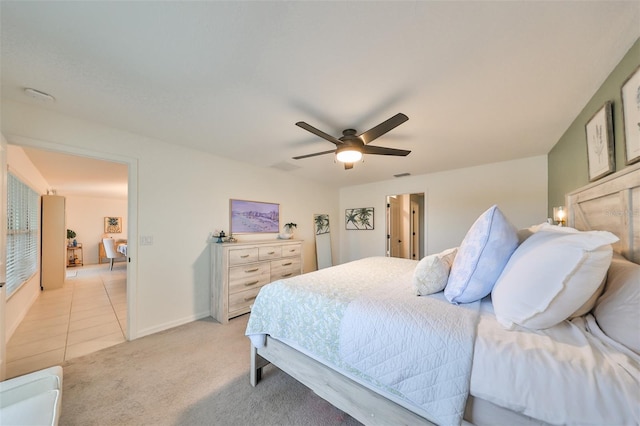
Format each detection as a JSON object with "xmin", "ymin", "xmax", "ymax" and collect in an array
[{"xmin": 60, "ymin": 314, "xmax": 361, "ymax": 426}]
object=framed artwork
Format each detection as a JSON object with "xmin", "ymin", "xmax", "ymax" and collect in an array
[
  {"xmin": 230, "ymin": 199, "xmax": 279, "ymax": 234},
  {"xmin": 621, "ymin": 65, "xmax": 640, "ymax": 165},
  {"xmin": 314, "ymin": 214, "xmax": 330, "ymax": 235},
  {"xmin": 104, "ymin": 216, "xmax": 122, "ymax": 233},
  {"xmin": 585, "ymin": 101, "xmax": 615, "ymax": 181},
  {"xmin": 345, "ymin": 207, "xmax": 374, "ymax": 230}
]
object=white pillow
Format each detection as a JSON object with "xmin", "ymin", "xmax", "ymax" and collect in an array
[
  {"xmin": 413, "ymin": 248, "xmax": 458, "ymax": 296},
  {"xmin": 593, "ymin": 254, "xmax": 640, "ymax": 354},
  {"xmin": 445, "ymin": 205, "xmax": 518, "ymax": 304},
  {"xmin": 492, "ymin": 228, "xmax": 618, "ymax": 330}
]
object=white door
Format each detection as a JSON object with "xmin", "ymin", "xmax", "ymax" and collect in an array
[
  {"xmin": 387, "ymin": 196, "xmax": 402, "ymax": 257},
  {"xmin": 0, "ymin": 134, "xmax": 8, "ymax": 380}
]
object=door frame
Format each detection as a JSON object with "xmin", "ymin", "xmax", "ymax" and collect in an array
[
  {"xmin": 5, "ymin": 134, "xmax": 139, "ymax": 340},
  {"xmin": 1, "ymin": 133, "xmax": 8, "ymax": 379}
]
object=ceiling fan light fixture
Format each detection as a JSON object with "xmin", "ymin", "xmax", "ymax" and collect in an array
[{"xmin": 335, "ymin": 148, "xmax": 362, "ymax": 163}]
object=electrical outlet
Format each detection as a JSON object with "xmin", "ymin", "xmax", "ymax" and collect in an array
[{"xmin": 139, "ymin": 236, "xmax": 154, "ymax": 245}]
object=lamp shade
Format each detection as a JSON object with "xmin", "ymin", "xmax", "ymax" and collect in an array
[{"xmin": 553, "ymin": 206, "xmax": 566, "ymax": 225}]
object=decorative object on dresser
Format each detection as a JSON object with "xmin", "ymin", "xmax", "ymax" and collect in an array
[
  {"xmin": 621, "ymin": 65, "xmax": 640, "ymax": 165},
  {"xmin": 585, "ymin": 101, "xmax": 615, "ymax": 181},
  {"xmin": 279, "ymin": 222, "xmax": 297, "ymax": 239},
  {"xmin": 230, "ymin": 199, "xmax": 280, "ymax": 234},
  {"xmin": 211, "ymin": 240, "xmax": 302, "ymax": 323}
]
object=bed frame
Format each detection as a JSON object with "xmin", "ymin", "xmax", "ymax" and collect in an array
[
  {"xmin": 567, "ymin": 162, "xmax": 640, "ymax": 263},
  {"xmin": 250, "ymin": 163, "xmax": 640, "ymax": 425}
]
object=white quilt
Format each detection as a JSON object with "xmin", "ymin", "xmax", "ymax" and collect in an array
[
  {"xmin": 340, "ymin": 288, "xmax": 479, "ymax": 426},
  {"xmin": 246, "ymin": 257, "xmax": 480, "ymax": 426}
]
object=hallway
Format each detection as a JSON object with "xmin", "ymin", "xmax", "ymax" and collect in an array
[{"xmin": 5, "ymin": 263, "xmax": 127, "ymax": 379}]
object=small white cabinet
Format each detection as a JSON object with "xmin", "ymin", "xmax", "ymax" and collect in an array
[{"xmin": 211, "ymin": 240, "xmax": 303, "ymax": 323}]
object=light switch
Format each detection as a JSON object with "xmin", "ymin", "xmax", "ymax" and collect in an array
[{"xmin": 140, "ymin": 236, "xmax": 154, "ymax": 245}]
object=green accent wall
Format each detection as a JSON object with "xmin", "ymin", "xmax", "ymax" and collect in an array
[{"xmin": 548, "ymin": 38, "xmax": 640, "ymax": 216}]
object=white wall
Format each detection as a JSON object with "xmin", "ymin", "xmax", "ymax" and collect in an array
[
  {"xmin": 338, "ymin": 155, "xmax": 548, "ymax": 263},
  {"xmin": 4, "ymin": 145, "xmax": 51, "ymax": 338},
  {"xmin": 66, "ymin": 196, "xmax": 128, "ymax": 265},
  {"xmin": 2, "ymin": 99, "xmax": 340, "ymax": 338}
]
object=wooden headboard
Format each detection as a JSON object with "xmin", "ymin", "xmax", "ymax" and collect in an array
[{"xmin": 567, "ymin": 162, "xmax": 640, "ymax": 264}]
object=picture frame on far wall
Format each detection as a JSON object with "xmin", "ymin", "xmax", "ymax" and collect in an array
[
  {"xmin": 621, "ymin": 65, "xmax": 640, "ymax": 165},
  {"xmin": 345, "ymin": 207, "xmax": 374, "ymax": 230},
  {"xmin": 104, "ymin": 216, "xmax": 122, "ymax": 233},
  {"xmin": 585, "ymin": 101, "xmax": 615, "ymax": 181},
  {"xmin": 230, "ymin": 199, "xmax": 280, "ymax": 234}
]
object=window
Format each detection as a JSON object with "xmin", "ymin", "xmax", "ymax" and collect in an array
[{"xmin": 6, "ymin": 172, "xmax": 39, "ymax": 297}]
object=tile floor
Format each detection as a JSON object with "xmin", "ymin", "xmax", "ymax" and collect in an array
[{"xmin": 5, "ymin": 263, "xmax": 127, "ymax": 379}]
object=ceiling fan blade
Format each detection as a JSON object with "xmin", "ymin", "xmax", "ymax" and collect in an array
[
  {"xmin": 344, "ymin": 162, "xmax": 354, "ymax": 170},
  {"xmin": 362, "ymin": 145, "xmax": 411, "ymax": 156},
  {"xmin": 358, "ymin": 113, "xmax": 409, "ymax": 144},
  {"xmin": 296, "ymin": 122, "xmax": 343, "ymax": 146},
  {"xmin": 292, "ymin": 149, "xmax": 336, "ymax": 160}
]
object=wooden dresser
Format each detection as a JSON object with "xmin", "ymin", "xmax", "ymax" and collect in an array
[{"xmin": 211, "ymin": 239, "xmax": 303, "ymax": 323}]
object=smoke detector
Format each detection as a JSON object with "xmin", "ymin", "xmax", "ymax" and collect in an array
[{"xmin": 24, "ymin": 88, "xmax": 55, "ymax": 103}]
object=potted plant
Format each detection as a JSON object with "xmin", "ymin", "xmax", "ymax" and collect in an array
[
  {"xmin": 66, "ymin": 229, "xmax": 76, "ymax": 247},
  {"xmin": 280, "ymin": 222, "xmax": 297, "ymax": 239}
]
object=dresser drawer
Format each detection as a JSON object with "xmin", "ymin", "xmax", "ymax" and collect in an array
[
  {"xmin": 228, "ymin": 263, "xmax": 270, "ymax": 294},
  {"xmin": 228, "ymin": 287, "xmax": 262, "ymax": 315},
  {"xmin": 270, "ymin": 258, "xmax": 301, "ymax": 281},
  {"xmin": 258, "ymin": 246, "xmax": 281, "ymax": 260},
  {"xmin": 212, "ymin": 240, "xmax": 303, "ymax": 324},
  {"xmin": 229, "ymin": 248, "xmax": 259, "ymax": 265},
  {"xmin": 281, "ymin": 244, "xmax": 301, "ymax": 258}
]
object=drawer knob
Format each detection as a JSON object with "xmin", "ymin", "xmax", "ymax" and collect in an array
[
  {"xmin": 240, "ymin": 254, "xmax": 250, "ymax": 258},
  {"xmin": 244, "ymin": 280, "xmax": 259, "ymax": 287},
  {"xmin": 282, "ymin": 273, "xmax": 293, "ymax": 277},
  {"xmin": 268, "ymin": 251, "xmax": 275, "ymax": 255},
  {"xmin": 282, "ymin": 262, "xmax": 292, "ymax": 266},
  {"xmin": 244, "ymin": 295, "xmax": 257, "ymax": 302},
  {"xmin": 245, "ymin": 268, "xmax": 259, "ymax": 273}
]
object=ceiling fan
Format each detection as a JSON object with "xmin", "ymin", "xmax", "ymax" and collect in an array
[{"xmin": 293, "ymin": 113, "xmax": 410, "ymax": 170}]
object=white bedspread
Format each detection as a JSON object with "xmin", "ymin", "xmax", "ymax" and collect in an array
[
  {"xmin": 246, "ymin": 257, "xmax": 480, "ymax": 426},
  {"xmin": 340, "ymin": 290, "xmax": 479, "ymax": 426}
]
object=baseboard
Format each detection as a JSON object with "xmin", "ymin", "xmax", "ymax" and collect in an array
[{"xmin": 135, "ymin": 310, "xmax": 211, "ymax": 339}]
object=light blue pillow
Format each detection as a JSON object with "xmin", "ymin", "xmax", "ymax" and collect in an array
[{"xmin": 445, "ymin": 205, "xmax": 518, "ymax": 304}]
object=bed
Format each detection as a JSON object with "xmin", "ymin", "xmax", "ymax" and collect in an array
[{"xmin": 245, "ymin": 163, "xmax": 640, "ymax": 426}]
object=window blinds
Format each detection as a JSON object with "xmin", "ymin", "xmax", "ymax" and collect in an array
[{"xmin": 6, "ymin": 173, "xmax": 39, "ymax": 297}]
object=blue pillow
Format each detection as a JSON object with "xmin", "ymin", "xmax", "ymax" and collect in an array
[{"xmin": 445, "ymin": 205, "xmax": 518, "ymax": 304}]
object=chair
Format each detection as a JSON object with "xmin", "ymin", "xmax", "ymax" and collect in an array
[{"xmin": 102, "ymin": 238, "xmax": 125, "ymax": 270}]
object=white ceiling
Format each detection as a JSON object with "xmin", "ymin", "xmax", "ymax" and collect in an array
[
  {"xmin": 19, "ymin": 147, "xmax": 128, "ymax": 199},
  {"xmin": 2, "ymin": 1, "xmax": 639, "ymax": 193}
]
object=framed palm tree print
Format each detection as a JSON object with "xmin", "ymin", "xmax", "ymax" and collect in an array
[{"xmin": 345, "ymin": 207, "xmax": 374, "ymax": 230}]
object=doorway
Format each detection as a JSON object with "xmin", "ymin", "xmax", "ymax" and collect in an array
[
  {"xmin": 386, "ymin": 193, "xmax": 424, "ymax": 260},
  {"xmin": 2, "ymin": 139, "xmax": 137, "ymax": 377}
]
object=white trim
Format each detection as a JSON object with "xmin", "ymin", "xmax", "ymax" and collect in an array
[{"xmin": 136, "ymin": 311, "xmax": 211, "ymax": 339}]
